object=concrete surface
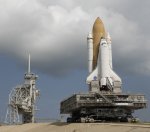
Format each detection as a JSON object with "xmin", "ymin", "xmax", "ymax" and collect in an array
[{"xmin": 1, "ymin": 122, "xmax": 150, "ymax": 132}]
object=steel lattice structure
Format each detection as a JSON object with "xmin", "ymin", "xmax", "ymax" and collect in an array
[{"xmin": 5, "ymin": 54, "xmax": 40, "ymax": 124}]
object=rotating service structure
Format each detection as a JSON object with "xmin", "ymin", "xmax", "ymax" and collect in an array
[{"xmin": 60, "ymin": 17, "xmax": 147, "ymax": 123}]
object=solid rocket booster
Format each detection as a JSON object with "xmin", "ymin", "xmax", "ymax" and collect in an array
[
  {"xmin": 107, "ymin": 32, "xmax": 113, "ymax": 69},
  {"xmin": 87, "ymin": 33, "xmax": 93, "ymax": 73}
]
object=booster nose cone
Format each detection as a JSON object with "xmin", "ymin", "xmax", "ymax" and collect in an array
[
  {"xmin": 87, "ymin": 32, "xmax": 93, "ymax": 39},
  {"xmin": 92, "ymin": 17, "xmax": 106, "ymax": 70},
  {"xmin": 106, "ymin": 32, "xmax": 111, "ymax": 44}
]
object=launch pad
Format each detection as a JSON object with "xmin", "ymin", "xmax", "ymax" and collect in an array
[{"xmin": 60, "ymin": 18, "xmax": 147, "ymax": 123}]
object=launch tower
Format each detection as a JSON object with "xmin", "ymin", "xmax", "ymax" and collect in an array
[{"xmin": 5, "ymin": 54, "xmax": 40, "ymax": 124}]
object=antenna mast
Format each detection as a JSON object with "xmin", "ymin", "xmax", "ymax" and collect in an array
[{"xmin": 28, "ymin": 54, "xmax": 31, "ymax": 73}]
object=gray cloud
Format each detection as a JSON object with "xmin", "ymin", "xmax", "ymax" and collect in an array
[{"xmin": 0, "ymin": 0, "xmax": 150, "ymax": 76}]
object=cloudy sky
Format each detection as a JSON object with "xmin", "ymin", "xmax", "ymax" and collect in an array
[{"xmin": 0, "ymin": 0, "xmax": 150, "ymax": 122}]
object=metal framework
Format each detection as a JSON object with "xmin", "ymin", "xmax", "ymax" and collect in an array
[{"xmin": 5, "ymin": 54, "xmax": 40, "ymax": 124}]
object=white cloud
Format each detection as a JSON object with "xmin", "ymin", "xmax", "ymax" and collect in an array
[{"xmin": 0, "ymin": 0, "xmax": 150, "ymax": 76}]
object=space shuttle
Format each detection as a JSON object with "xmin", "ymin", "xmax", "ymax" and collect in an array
[{"xmin": 86, "ymin": 17, "xmax": 122, "ymax": 93}]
